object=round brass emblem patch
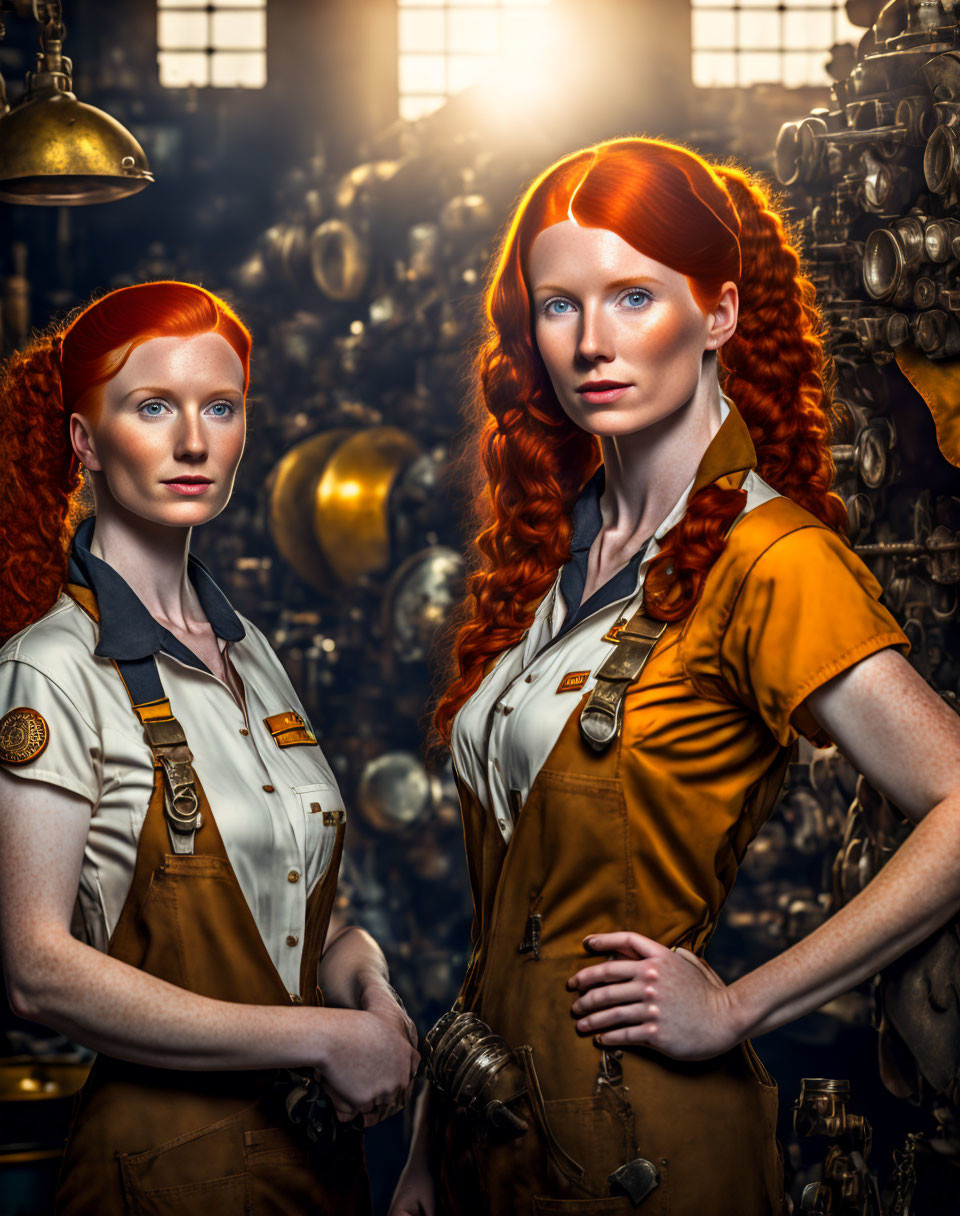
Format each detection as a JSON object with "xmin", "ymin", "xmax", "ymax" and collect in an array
[{"xmin": 0, "ymin": 707, "xmax": 49, "ymax": 765}]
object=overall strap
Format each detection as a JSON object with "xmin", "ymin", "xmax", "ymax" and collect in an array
[
  {"xmin": 579, "ymin": 604, "xmax": 667, "ymax": 752},
  {"xmin": 579, "ymin": 464, "xmax": 755, "ymax": 753},
  {"xmin": 115, "ymin": 661, "xmax": 203, "ymax": 856},
  {"xmin": 65, "ymin": 583, "xmax": 202, "ymax": 854}
]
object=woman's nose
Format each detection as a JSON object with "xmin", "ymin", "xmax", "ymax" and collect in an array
[
  {"xmin": 577, "ymin": 305, "xmax": 615, "ymax": 362},
  {"xmin": 174, "ymin": 410, "xmax": 208, "ymax": 460}
]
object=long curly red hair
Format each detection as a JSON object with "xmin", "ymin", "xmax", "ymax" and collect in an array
[
  {"xmin": 434, "ymin": 137, "xmax": 846, "ymax": 742},
  {"xmin": 0, "ymin": 281, "xmax": 251, "ymax": 641}
]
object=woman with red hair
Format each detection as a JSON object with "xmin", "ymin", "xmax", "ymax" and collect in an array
[
  {"xmin": 390, "ymin": 138, "xmax": 960, "ymax": 1214},
  {"xmin": 0, "ymin": 281, "xmax": 418, "ymax": 1214}
]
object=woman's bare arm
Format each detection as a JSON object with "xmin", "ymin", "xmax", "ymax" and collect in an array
[
  {"xmin": 727, "ymin": 646, "xmax": 960, "ymax": 1036},
  {"xmin": 569, "ymin": 648, "xmax": 960, "ymax": 1056},
  {"xmin": 0, "ymin": 772, "xmax": 418, "ymax": 1111}
]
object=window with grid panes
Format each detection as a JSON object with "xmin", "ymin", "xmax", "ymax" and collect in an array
[
  {"xmin": 692, "ymin": 0, "xmax": 863, "ymax": 88},
  {"xmin": 157, "ymin": 0, "xmax": 266, "ymax": 89},
  {"xmin": 398, "ymin": 0, "xmax": 553, "ymax": 121}
]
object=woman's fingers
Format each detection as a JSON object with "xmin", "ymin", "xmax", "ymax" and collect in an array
[
  {"xmin": 584, "ymin": 931, "xmax": 666, "ymax": 959},
  {"xmin": 567, "ymin": 958, "xmax": 641, "ymax": 991},
  {"xmin": 575, "ymin": 1000, "xmax": 657, "ymax": 1033},
  {"xmin": 570, "ymin": 979, "xmax": 648, "ymax": 1015},
  {"xmin": 594, "ymin": 1023, "xmax": 660, "ymax": 1047}
]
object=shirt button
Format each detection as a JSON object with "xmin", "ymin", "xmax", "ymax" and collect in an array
[
  {"xmin": 503, "ymin": 705, "xmax": 514, "ymax": 715},
  {"xmin": 239, "ymin": 727, "xmax": 249, "ymax": 736},
  {"xmin": 287, "ymin": 869, "xmax": 301, "ymax": 883},
  {"xmin": 497, "ymin": 819, "xmax": 506, "ymax": 828},
  {"xmin": 524, "ymin": 674, "xmax": 533, "ymax": 683},
  {"xmin": 286, "ymin": 934, "xmax": 299, "ymax": 947},
  {"xmin": 289, "ymin": 992, "xmax": 303, "ymax": 1004},
  {"xmin": 263, "ymin": 784, "xmax": 275, "ymax": 793}
]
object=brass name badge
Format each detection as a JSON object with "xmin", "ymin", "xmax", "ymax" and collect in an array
[
  {"xmin": 0, "ymin": 707, "xmax": 49, "ymax": 765},
  {"xmin": 556, "ymin": 670, "xmax": 589, "ymax": 694},
  {"xmin": 602, "ymin": 619, "xmax": 627, "ymax": 644},
  {"xmin": 263, "ymin": 711, "xmax": 318, "ymax": 749}
]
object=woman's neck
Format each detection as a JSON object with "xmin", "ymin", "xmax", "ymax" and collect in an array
[
  {"xmin": 88, "ymin": 497, "xmax": 202, "ymax": 631},
  {"xmin": 597, "ymin": 368, "xmax": 725, "ymax": 554}
]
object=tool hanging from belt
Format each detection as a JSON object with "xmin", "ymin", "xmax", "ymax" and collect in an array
[
  {"xmin": 579, "ymin": 601, "xmax": 668, "ymax": 752},
  {"xmin": 114, "ymin": 655, "xmax": 202, "ymax": 854}
]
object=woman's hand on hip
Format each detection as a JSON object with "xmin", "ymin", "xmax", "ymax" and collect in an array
[{"xmin": 566, "ymin": 931, "xmax": 742, "ymax": 1061}]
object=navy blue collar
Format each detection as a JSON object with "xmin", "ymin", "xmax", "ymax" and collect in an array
[
  {"xmin": 556, "ymin": 467, "xmax": 649, "ymax": 641},
  {"xmin": 67, "ymin": 515, "xmax": 245, "ymax": 671}
]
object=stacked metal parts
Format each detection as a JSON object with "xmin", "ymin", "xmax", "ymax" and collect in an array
[{"xmin": 775, "ymin": 0, "xmax": 960, "ymax": 1209}]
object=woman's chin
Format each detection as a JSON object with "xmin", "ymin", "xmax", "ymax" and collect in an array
[{"xmin": 103, "ymin": 494, "xmax": 231, "ymax": 531}]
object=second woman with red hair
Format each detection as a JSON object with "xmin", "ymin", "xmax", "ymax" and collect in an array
[
  {"xmin": 390, "ymin": 138, "xmax": 960, "ymax": 1214},
  {"xmin": 0, "ymin": 281, "xmax": 419, "ymax": 1214}
]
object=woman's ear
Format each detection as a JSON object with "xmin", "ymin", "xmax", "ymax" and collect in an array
[
  {"xmin": 70, "ymin": 413, "xmax": 101, "ymax": 473},
  {"xmin": 705, "ymin": 281, "xmax": 739, "ymax": 352}
]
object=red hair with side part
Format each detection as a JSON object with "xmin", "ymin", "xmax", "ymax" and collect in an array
[
  {"xmin": 434, "ymin": 137, "xmax": 846, "ymax": 742},
  {"xmin": 0, "ymin": 281, "xmax": 252, "ymax": 640}
]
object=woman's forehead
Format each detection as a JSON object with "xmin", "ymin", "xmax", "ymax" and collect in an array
[
  {"xmin": 107, "ymin": 332, "xmax": 245, "ymax": 393},
  {"xmin": 527, "ymin": 222, "xmax": 680, "ymax": 290}
]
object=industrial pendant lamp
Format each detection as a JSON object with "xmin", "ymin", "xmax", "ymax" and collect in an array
[{"xmin": 0, "ymin": 0, "xmax": 153, "ymax": 205}]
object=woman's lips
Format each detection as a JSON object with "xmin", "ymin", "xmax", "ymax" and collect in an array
[
  {"xmin": 162, "ymin": 480, "xmax": 213, "ymax": 496},
  {"xmin": 576, "ymin": 384, "xmax": 631, "ymax": 404}
]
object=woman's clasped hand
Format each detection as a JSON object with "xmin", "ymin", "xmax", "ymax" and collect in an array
[
  {"xmin": 316, "ymin": 984, "xmax": 421, "ymax": 1127},
  {"xmin": 568, "ymin": 931, "xmax": 741, "ymax": 1061}
]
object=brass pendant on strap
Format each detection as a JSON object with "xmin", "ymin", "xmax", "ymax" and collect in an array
[
  {"xmin": 579, "ymin": 605, "xmax": 668, "ymax": 752},
  {"xmin": 136, "ymin": 708, "xmax": 203, "ymax": 853}
]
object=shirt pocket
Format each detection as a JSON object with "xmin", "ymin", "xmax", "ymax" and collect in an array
[{"xmin": 292, "ymin": 781, "xmax": 345, "ymax": 890}]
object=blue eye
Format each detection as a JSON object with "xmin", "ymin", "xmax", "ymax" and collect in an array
[
  {"xmin": 543, "ymin": 298, "xmax": 575, "ymax": 317},
  {"xmin": 620, "ymin": 289, "xmax": 651, "ymax": 309},
  {"xmin": 207, "ymin": 401, "xmax": 235, "ymax": 417},
  {"xmin": 139, "ymin": 399, "xmax": 168, "ymax": 417}
]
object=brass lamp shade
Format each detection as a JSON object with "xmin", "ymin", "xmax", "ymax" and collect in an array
[{"xmin": 0, "ymin": 90, "xmax": 153, "ymax": 205}]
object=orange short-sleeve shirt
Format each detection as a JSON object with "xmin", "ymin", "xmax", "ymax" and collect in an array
[
  {"xmin": 678, "ymin": 496, "xmax": 910, "ymax": 749},
  {"xmin": 609, "ymin": 492, "xmax": 910, "ymax": 952}
]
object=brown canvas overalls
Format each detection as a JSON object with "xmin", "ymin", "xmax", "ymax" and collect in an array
[
  {"xmin": 434, "ymin": 416, "xmax": 793, "ymax": 1216},
  {"xmin": 437, "ymin": 693, "xmax": 784, "ymax": 1216},
  {"xmin": 55, "ymin": 583, "xmax": 372, "ymax": 1216},
  {"xmin": 435, "ymin": 402, "xmax": 911, "ymax": 1215}
]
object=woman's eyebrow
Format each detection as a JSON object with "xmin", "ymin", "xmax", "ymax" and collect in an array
[
  {"xmin": 120, "ymin": 385, "xmax": 243, "ymax": 400},
  {"xmin": 532, "ymin": 275, "xmax": 664, "ymax": 295}
]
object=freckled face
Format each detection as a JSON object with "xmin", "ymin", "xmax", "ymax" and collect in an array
[
  {"xmin": 528, "ymin": 222, "xmax": 720, "ymax": 437},
  {"xmin": 72, "ymin": 332, "xmax": 246, "ymax": 528}
]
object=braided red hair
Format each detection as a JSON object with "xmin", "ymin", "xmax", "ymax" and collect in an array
[{"xmin": 434, "ymin": 138, "xmax": 845, "ymax": 742}]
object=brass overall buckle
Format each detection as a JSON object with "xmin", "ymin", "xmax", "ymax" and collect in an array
[{"xmin": 142, "ymin": 719, "xmax": 203, "ymax": 849}]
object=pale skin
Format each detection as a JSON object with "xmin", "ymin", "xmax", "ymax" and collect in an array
[
  {"xmin": 389, "ymin": 222, "xmax": 960, "ymax": 1214},
  {"xmin": 0, "ymin": 332, "xmax": 419, "ymax": 1125}
]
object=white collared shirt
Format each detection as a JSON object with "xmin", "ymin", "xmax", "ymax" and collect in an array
[
  {"xmin": 451, "ymin": 397, "xmax": 781, "ymax": 843},
  {"xmin": 0, "ymin": 596, "xmax": 344, "ymax": 996}
]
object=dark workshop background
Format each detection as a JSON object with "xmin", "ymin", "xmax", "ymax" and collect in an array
[{"xmin": 1, "ymin": 2, "xmax": 959, "ymax": 1213}]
